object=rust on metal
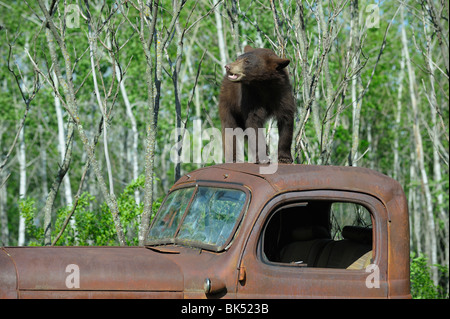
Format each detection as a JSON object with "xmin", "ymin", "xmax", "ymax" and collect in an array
[{"xmin": 0, "ymin": 163, "xmax": 410, "ymax": 299}]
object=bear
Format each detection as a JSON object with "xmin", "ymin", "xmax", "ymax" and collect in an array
[{"xmin": 218, "ymin": 45, "xmax": 296, "ymax": 164}]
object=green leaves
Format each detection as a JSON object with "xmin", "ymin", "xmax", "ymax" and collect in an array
[
  {"xmin": 410, "ymin": 253, "xmax": 449, "ymax": 299},
  {"xmin": 19, "ymin": 198, "xmax": 42, "ymax": 245},
  {"xmin": 20, "ymin": 176, "xmax": 162, "ymax": 246}
]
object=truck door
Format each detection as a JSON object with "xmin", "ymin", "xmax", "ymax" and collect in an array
[{"xmin": 236, "ymin": 190, "xmax": 389, "ymax": 298}]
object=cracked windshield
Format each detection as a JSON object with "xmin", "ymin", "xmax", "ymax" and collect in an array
[{"xmin": 148, "ymin": 187, "xmax": 247, "ymax": 248}]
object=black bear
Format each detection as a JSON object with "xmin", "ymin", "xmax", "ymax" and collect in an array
[{"xmin": 218, "ymin": 45, "xmax": 296, "ymax": 164}]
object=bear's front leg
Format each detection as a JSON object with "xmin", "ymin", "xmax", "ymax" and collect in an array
[
  {"xmin": 277, "ymin": 117, "xmax": 294, "ymax": 164},
  {"xmin": 245, "ymin": 110, "xmax": 270, "ymax": 164},
  {"xmin": 221, "ymin": 115, "xmax": 240, "ymax": 163}
]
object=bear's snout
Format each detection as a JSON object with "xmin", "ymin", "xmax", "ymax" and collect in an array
[{"xmin": 225, "ymin": 62, "xmax": 245, "ymax": 82}]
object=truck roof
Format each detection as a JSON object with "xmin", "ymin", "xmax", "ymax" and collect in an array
[{"xmin": 173, "ymin": 163, "xmax": 406, "ymax": 210}]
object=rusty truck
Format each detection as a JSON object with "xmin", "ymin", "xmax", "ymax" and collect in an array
[{"xmin": 0, "ymin": 163, "xmax": 410, "ymax": 298}]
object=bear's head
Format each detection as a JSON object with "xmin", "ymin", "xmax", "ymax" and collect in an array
[{"xmin": 224, "ymin": 46, "xmax": 290, "ymax": 83}]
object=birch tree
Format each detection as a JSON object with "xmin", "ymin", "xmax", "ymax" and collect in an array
[
  {"xmin": 48, "ymin": 70, "xmax": 75, "ymax": 244},
  {"xmin": 0, "ymin": 166, "xmax": 7, "ymax": 245},
  {"xmin": 5, "ymin": 33, "xmax": 41, "ymax": 246},
  {"xmin": 121, "ymin": 0, "xmax": 160, "ymax": 246},
  {"xmin": 401, "ymin": 5, "xmax": 438, "ymax": 285},
  {"xmin": 419, "ymin": 0, "xmax": 449, "ymax": 286},
  {"xmin": 116, "ymin": 66, "xmax": 140, "ymax": 204},
  {"xmin": 214, "ymin": 0, "xmax": 227, "ymax": 73},
  {"xmin": 349, "ymin": 0, "xmax": 363, "ymax": 166},
  {"xmin": 0, "ymin": 1, "xmax": 448, "ymax": 293},
  {"xmin": 52, "ymin": 71, "xmax": 73, "ymax": 209},
  {"xmin": 34, "ymin": 0, "xmax": 126, "ymax": 246},
  {"xmin": 121, "ymin": 0, "xmax": 189, "ymax": 244},
  {"xmin": 17, "ymin": 124, "xmax": 26, "ymax": 246}
]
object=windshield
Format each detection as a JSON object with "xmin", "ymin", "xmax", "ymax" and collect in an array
[{"xmin": 147, "ymin": 186, "xmax": 247, "ymax": 249}]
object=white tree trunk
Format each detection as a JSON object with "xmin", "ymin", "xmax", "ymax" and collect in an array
[
  {"xmin": 422, "ymin": 10, "xmax": 449, "ymax": 282},
  {"xmin": 52, "ymin": 71, "xmax": 76, "ymax": 243},
  {"xmin": 53, "ymin": 71, "xmax": 73, "ymax": 208},
  {"xmin": 401, "ymin": 7, "xmax": 438, "ymax": 285},
  {"xmin": 393, "ymin": 53, "xmax": 405, "ymax": 180},
  {"xmin": 116, "ymin": 65, "xmax": 140, "ymax": 204},
  {"xmin": 88, "ymin": 30, "xmax": 114, "ymax": 196},
  {"xmin": 409, "ymin": 149, "xmax": 421, "ymax": 254},
  {"xmin": 0, "ymin": 168, "xmax": 8, "ymax": 246},
  {"xmin": 18, "ymin": 126, "xmax": 26, "ymax": 246},
  {"xmin": 39, "ymin": 124, "xmax": 48, "ymax": 201},
  {"xmin": 215, "ymin": 0, "xmax": 227, "ymax": 72},
  {"xmin": 350, "ymin": 0, "xmax": 363, "ymax": 166}
]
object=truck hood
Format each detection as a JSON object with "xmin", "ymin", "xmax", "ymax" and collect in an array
[{"xmin": 2, "ymin": 246, "xmax": 183, "ymax": 293}]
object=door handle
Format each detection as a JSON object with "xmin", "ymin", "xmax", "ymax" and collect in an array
[{"xmin": 238, "ymin": 265, "xmax": 246, "ymax": 283}]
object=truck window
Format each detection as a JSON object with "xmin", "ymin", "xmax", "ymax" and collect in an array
[
  {"xmin": 261, "ymin": 201, "xmax": 373, "ymax": 270},
  {"xmin": 148, "ymin": 186, "xmax": 247, "ymax": 250}
]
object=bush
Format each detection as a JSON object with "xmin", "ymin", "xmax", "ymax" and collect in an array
[
  {"xmin": 410, "ymin": 253, "xmax": 449, "ymax": 299},
  {"xmin": 21, "ymin": 175, "xmax": 163, "ymax": 246}
]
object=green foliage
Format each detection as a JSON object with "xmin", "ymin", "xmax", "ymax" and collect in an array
[
  {"xmin": 410, "ymin": 253, "xmax": 449, "ymax": 299},
  {"xmin": 19, "ymin": 198, "xmax": 42, "ymax": 245},
  {"xmin": 0, "ymin": 0, "xmax": 447, "ymax": 293},
  {"xmin": 21, "ymin": 176, "xmax": 163, "ymax": 246}
]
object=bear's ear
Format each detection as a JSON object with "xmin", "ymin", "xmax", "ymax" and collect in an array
[
  {"xmin": 244, "ymin": 45, "xmax": 254, "ymax": 53},
  {"xmin": 274, "ymin": 58, "xmax": 290, "ymax": 70}
]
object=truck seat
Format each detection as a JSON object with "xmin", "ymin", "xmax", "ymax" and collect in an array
[
  {"xmin": 279, "ymin": 226, "xmax": 332, "ymax": 266},
  {"xmin": 315, "ymin": 226, "xmax": 372, "ymax": 269}
]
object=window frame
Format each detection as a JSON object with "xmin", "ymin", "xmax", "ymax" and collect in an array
[
  {"xmin": 147, "ymin": 181, "xmax": 251, "ymax": 252},
  {"xmin": 255, "ymin": 190, "xmax": 386, "ymax": 273}
]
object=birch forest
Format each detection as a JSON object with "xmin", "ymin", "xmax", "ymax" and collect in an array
[{"xmin": 0, "ymin": 0, "xmax": 448, "ymax": 296}]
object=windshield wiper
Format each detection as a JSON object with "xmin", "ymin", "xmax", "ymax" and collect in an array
[{"xmin": 145, "ymin": 245, "xmax": 180, "ymax": 254}]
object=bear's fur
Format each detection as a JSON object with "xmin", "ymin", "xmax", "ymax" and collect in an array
[{"xmin": 219, "ymin": 45, "xmax": 296, "ymax": 164}]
